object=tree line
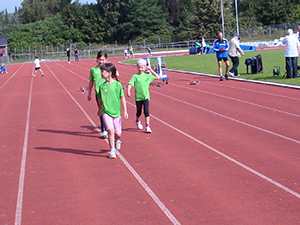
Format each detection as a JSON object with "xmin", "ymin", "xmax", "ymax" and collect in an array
[{"xmin": 0, "ymin": 0, "xmax": 299, "ymax": 50}]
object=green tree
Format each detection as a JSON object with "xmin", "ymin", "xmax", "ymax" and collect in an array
[
  {"xmin": 62, "ymin": 3, "xmax": 105, "ymax": 43},
  {"xmin": 21, "ymin": 0, "xmax": 71, "ymax": 23},
  {"xmin": 256, "ymin": 0, "xmax": 292, "ymax": 25},
  {"xmin": 117, "ymin": 0, "xmax": 171, "ymax": 43}
]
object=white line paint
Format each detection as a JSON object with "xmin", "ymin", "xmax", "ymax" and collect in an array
[
  {"xmin": 170, "ymin": 83, "xmax": 300, "ymax": 118},
  {"xmin": 150, "ymin": 113, "xmax": 300, "ymax": 199},
  {"xmin": 0, "ymin": 64, "xmax": 24, "ymax": 91},
  {"xmin": 45, "ymin": 64, "xmax": 181, "ymax": 225},
  {"xmin": 14, "ymin": 76, "xmax": 34, "ymax": 225},
  {"xmin": 151, "ymin": 90, "xmax": 300, "ymax": 145}
]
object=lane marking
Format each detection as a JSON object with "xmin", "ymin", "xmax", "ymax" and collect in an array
[
  {"xmin": 151, "ymin": 90, "xmax": 300, "ymax": 145},
  {"xmin": 14, "ymin": 76, "xmax": 34, "ymax": 225},
  {"xmin": 45, "ymin": 64, "xmax": 181, "ymax": 225},
  {"xmin": 149, "ymin": 112, "xmax": 300, "ymax": 199},
  {"xmin": 0, "ymin": 64, "xmax": 24, "ymax": 91},
  {"xmin": 170, "ymin": 83, "xmax": 300, "ymax": 118}
]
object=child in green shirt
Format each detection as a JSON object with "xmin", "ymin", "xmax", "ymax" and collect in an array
[
  {"xmin": 97, "ymin": 63, "xmax": 128, "ymax": 159},
  {"xmin": 127, "ymin": 59, "xmax": 160, "ymax": 133},
  {"xmin": 88, "ymin": 51, "xmax": 108, "ymax": 138}
]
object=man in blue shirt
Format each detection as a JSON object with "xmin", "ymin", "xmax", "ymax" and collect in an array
[{"xmin": 213, "ymin": 32, "xmax": 230, "ymax": 81}]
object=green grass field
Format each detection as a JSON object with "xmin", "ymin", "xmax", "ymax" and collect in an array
[{"xmin": 123, "ymin": 49, "xmax": 300, "ymax": 86}]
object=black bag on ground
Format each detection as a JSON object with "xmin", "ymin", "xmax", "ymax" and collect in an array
[{"xmin": 245, "ymin": 54, "xmax": 263, "ymax": 74}]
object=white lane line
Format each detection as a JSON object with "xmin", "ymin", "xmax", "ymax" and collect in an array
[
  {"xmin": 170, "ymin": 83, "xmax": 300, "ymax": 118},
  {"xmin": 14, "ymin": 76, "xmax": 34, "ymax": 225},
  {"xmin": 151, "ymin": 90, "xmax": 300, "ymax": 145},
  {"xmin": 45, "ymin": 64, "xmax": 181, "ymax": 225},
  {"xmin": 0, "ymin": 64, "xmax": 24, "ymax": 91},
  {"xmin": 150, "ymin": 113, "xmax": 300, "ymax": 199}
]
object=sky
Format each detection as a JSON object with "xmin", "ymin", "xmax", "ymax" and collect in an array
[{"xmin": 0, "ymin": 0, "xmax": 97, "ymax": 14}]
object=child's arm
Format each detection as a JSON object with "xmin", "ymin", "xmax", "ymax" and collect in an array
[
  {"xmin": 147, "ymin": 67, "xmax": 160, "ymax": 79},
  {"xmin": 87, "ymin": 80, "xmax": 94, "ymax": 101},
  {"xmin": 127, "ymin": 84, "xmax": 132, "ymax": 97},
  {"xmin": 97, "ymin": 96, "xmax": 103, "ymax": 117},
  {"xmin": 120, "ymin": 96, "xmax": 128, "ymax": 119}
]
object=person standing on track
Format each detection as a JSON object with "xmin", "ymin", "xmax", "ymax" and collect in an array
[
  {"xmin": 88, "ymin": 51, "xmax": 108, "ymax": 138},
  {"xmin": 97, "ymin": 63, "xmax": 128, "ymax": 159},
  {"xmin": 213, "ymin": 32, "xmax": 230, "ymax": 81},
  {"xmin": 74, "ymin": 47, "xmax": 79, "ymax": 63},
  {"xmin": 66, "ymin": 47, "xmax": 71, "ymax": 63},
  {"xmin": 33, "ymin": 55, "xmax": 44, "ymax": 77},
  {"xmin": 127, "ymin": 58, "xmax": 160, "ymax": 133}
]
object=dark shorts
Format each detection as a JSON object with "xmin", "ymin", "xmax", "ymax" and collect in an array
[
  {"xmin": 217, "ymin": 57, "xmax": 229, "ymax": 62},
  {"xmin": 35, "ymin": 67, "xmax": 40, "ymax": 70}
]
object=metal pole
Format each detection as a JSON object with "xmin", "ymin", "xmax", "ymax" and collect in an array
[
  {"xmin": 221, "ymin": 0, "xmax": 225, "ymax": 37},
  {"xmin": 235, "ymin": 0, "xmax": 239, "ymax": 36}
]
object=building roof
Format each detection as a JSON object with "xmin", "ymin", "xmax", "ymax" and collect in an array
[{"xmin": 0, "ymin": 34, "xmax": 8, "ymax": 46}]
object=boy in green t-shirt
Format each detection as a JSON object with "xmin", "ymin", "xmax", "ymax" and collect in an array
[{"xmin": 127, "ymin": 59, "xmax": 160, "ymax": 133}]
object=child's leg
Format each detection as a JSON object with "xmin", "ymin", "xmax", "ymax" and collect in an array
[
  {"xmin": 143, "ymin": 100, "xmax": 150, "ymax": 126},
  {"xmin": 135, "ymin": 101, "xmax": 143, "ymax": 129},
  {"xmin": 107, "ymin": 128, "xmax": 115, "ymax": 149},
  {"xmin": 102, "ymin": 114, "xmax": 115, "ymax": 149},
  {"xmin": 40, "ymin": 69, "xmax": 44, "ymax": 76},
  {"xmin": 135, "ymin": 101, "xmax": 143, "ymax": 121}
]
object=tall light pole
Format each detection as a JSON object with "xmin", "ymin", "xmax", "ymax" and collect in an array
[
  {"xmin": 235, "ymin": 0, "xmax": 240, "ymax": 36},
  {"xmin": 220, "ymin": 0, "xmax": 225, "ymax": 37}
]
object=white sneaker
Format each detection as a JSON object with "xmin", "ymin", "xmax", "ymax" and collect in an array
[
  {"xmin": 136, "ymin": 121, "xmax": 143, "ymax": 129},
  {"xmin": 101, "ymin": 131, "xmax": 108, "ymax": 139},
  {"xmin": 115, "ymin": 139, "xmax": 121, "ymax": 150},
  {"xmin": 145, "ymin": 126, "xmax": 152, "ymax": 133},
  {"xmin": 109, "ymin": 148, "xmax": 117, "ymax": 159},
  {"xmin": 228, "ymin": 71, "xmax": 234, "ymax": 77}
]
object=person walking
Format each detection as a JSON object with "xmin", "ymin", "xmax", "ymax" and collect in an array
[
  {"xmin": 33, "ymin": 55, "xmax": 44, "ymax": 77},
  {"xmin": 127, "ymin": 59, "xmax": 160, "ymax": 133},
  {"xmin": 97, "ymin": 63, "xmax": 128, "ymax": 159},
  {"xmin": 228, "ymin": 35, "xmax": 244, "ymax": 77},
  {"xmin": 282, "ymin": 29, "xmax": 300, "ymax": 79},
  {"xmin": 213, "ymin": 32, "xmax": 230, "ymax": 81},
  {"xmin": 88, "ymin": 51, "xmax": 109, "ymax": 138}
]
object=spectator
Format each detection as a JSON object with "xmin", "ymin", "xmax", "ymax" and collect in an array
[
  {"xmin": 74, "ymin": 47, "xmax": 79, "ymax": 63},
  {"xmin": 0, "ymin": 50, "xmax": 5, "ymax": 64},
  {"xmin": 228, "ymin": 35, "xmax": 244, "ymax": 77},
  {"xmin": 213, "ymin": 32, "xmax": 230, "ymax": 81},
  {"xmin": 124, "ymin": 48, "xmax": 128, "ymax": 58},
  {"xmin": 297, "ymin": 25, "xmax": 300, "ymax": 42},
  {"xmin": 282, "ymin": 29, "xmax": 300, "ymax": 79},
  {"xmin": 66, "ymin": 47, "xmax": 71, "ymax": 63},
  {"xmin": 195, "ymin": 40, "xmax": 201, "ymax": 54},
  {"xmin": 201, "ymin": 37, "xmax": 207, "ymax": 55}
]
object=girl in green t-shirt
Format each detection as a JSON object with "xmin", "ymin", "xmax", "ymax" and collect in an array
[
  {"xmin": 87, "ymin": 51, "xmax": 108, "ymax": 139},
  {"xmin": 97, "ymin": 63, "xmax": 128, "ymax": 159},
  {"xmin": 127, "ymin": 59, "xmax": 160, "ymax": 133}
]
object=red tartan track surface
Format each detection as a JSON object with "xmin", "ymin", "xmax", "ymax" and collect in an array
[{"xmin": 1, "ymin": 53, "xmax": 300, "ymax": 225}]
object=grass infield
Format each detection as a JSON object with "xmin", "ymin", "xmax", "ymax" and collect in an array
[{"xmin": 124, "ymin": 49, "xmax": 300, "ymax": 87}]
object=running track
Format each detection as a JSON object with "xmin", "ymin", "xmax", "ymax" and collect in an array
[{"xmin": 1, "ymin": 55, "xmax": 300, "ymax": 224}]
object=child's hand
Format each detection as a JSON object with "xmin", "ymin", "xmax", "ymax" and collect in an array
[
  {"xmin": 97, "ymin": 110, "xmax": 102, "ymax": 117},
  {"xmin": 127, "ymin": 92, "xmax": 131, "ymax": 97},
  {"xmin": 123, "ymin": 112, "xmax": 128, "ymax": 119},
  {"xmin": 87, "ymin": 93, "xmax": 92, "ymax": 101}
]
